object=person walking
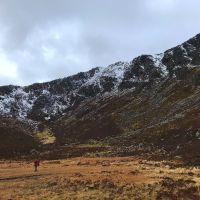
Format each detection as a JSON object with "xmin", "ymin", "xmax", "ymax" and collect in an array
[{"xmin": 34, "ymin": 160, "xmax": 40, "ymax": 172}]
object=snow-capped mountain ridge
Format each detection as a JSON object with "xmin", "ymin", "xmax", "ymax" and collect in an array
[
  {"xmin": 0, "ymin": 58, "xmax": 163, "ymax": 121},
  {"xmin": 1, "ymin": 33, "xmax": 200, "ymax": 122}
]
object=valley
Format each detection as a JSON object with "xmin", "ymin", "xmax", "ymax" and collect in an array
[{"xmin": 0, "ymin": 33, "xmax": 200, "ymax": 199}]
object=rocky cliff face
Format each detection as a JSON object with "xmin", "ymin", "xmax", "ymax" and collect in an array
[
  {"xmin": 0, "ymin": 34, "xmax": 200, "ymax": 159},
  {"xmin": 162, "ymin": 33, "xmax": 200, "ymax": 73},
  {"xmin": 0, "ymin": 59, "xmax": 165, "ymax": 123}
]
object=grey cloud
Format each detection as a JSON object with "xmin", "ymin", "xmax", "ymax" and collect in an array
[{"xmin": 0, "ymin": 0, "xmax": 200, "ymax": 86}]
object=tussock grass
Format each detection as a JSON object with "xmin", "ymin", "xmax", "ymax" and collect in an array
[{"xmin": 0, "ymin": 157, "xmax": 200, "ymax": 199}]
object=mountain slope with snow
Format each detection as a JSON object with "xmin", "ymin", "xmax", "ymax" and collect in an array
[
  {"xmin": 0, "ymin": 56, "xmax": 168, "ymax": 122},
  {"xmin": 1, "ymin": 34, "xmax": 199, "ymax": 124},
  {"xmin": 0, "ymin": 33, "xmax": 200, "ymax": 159}
]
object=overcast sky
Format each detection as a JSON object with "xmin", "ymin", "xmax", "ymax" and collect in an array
[{"xmin": 0, "ymin": 0, "xmax": 200, "ymax": 86}]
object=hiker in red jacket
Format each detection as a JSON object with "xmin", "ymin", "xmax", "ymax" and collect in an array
[{"xmin": 34, "ymin": 160, "xmax": 40, "ymax": 172}]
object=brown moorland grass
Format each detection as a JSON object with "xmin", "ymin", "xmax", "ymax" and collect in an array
[{"xmin": 0, "ymin": 157, "xmax": 200, "ymax": 200}]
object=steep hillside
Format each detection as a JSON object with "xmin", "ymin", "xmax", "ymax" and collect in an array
[
  {"xmin": 51, "ymin": 67, "xmax": 200, "ymax": 159},
  {"xmin": 0, "ymin": 34, "xmax": 200, "ymax": 159},
  {"xmin": 1, "ymin": 34, "xmax": 200, "ymax": 123},
  {"xmin": 0, "ymin": 117, "xmax": 38, "ymax": 158}
]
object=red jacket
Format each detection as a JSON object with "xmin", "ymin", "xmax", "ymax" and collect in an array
[{"xmin": 34, "ymin": 160, "xmax": 40, "ymax": 167}]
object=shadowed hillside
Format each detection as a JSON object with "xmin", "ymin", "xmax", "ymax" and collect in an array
[{"xmin": 0, "ymin": 118, "xmax": 38, "ymax": 158}]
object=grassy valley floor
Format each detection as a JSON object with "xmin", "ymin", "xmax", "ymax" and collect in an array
[{"xmin": 0, "ymin": 156, "xmax": 200, "ymax": 200}]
